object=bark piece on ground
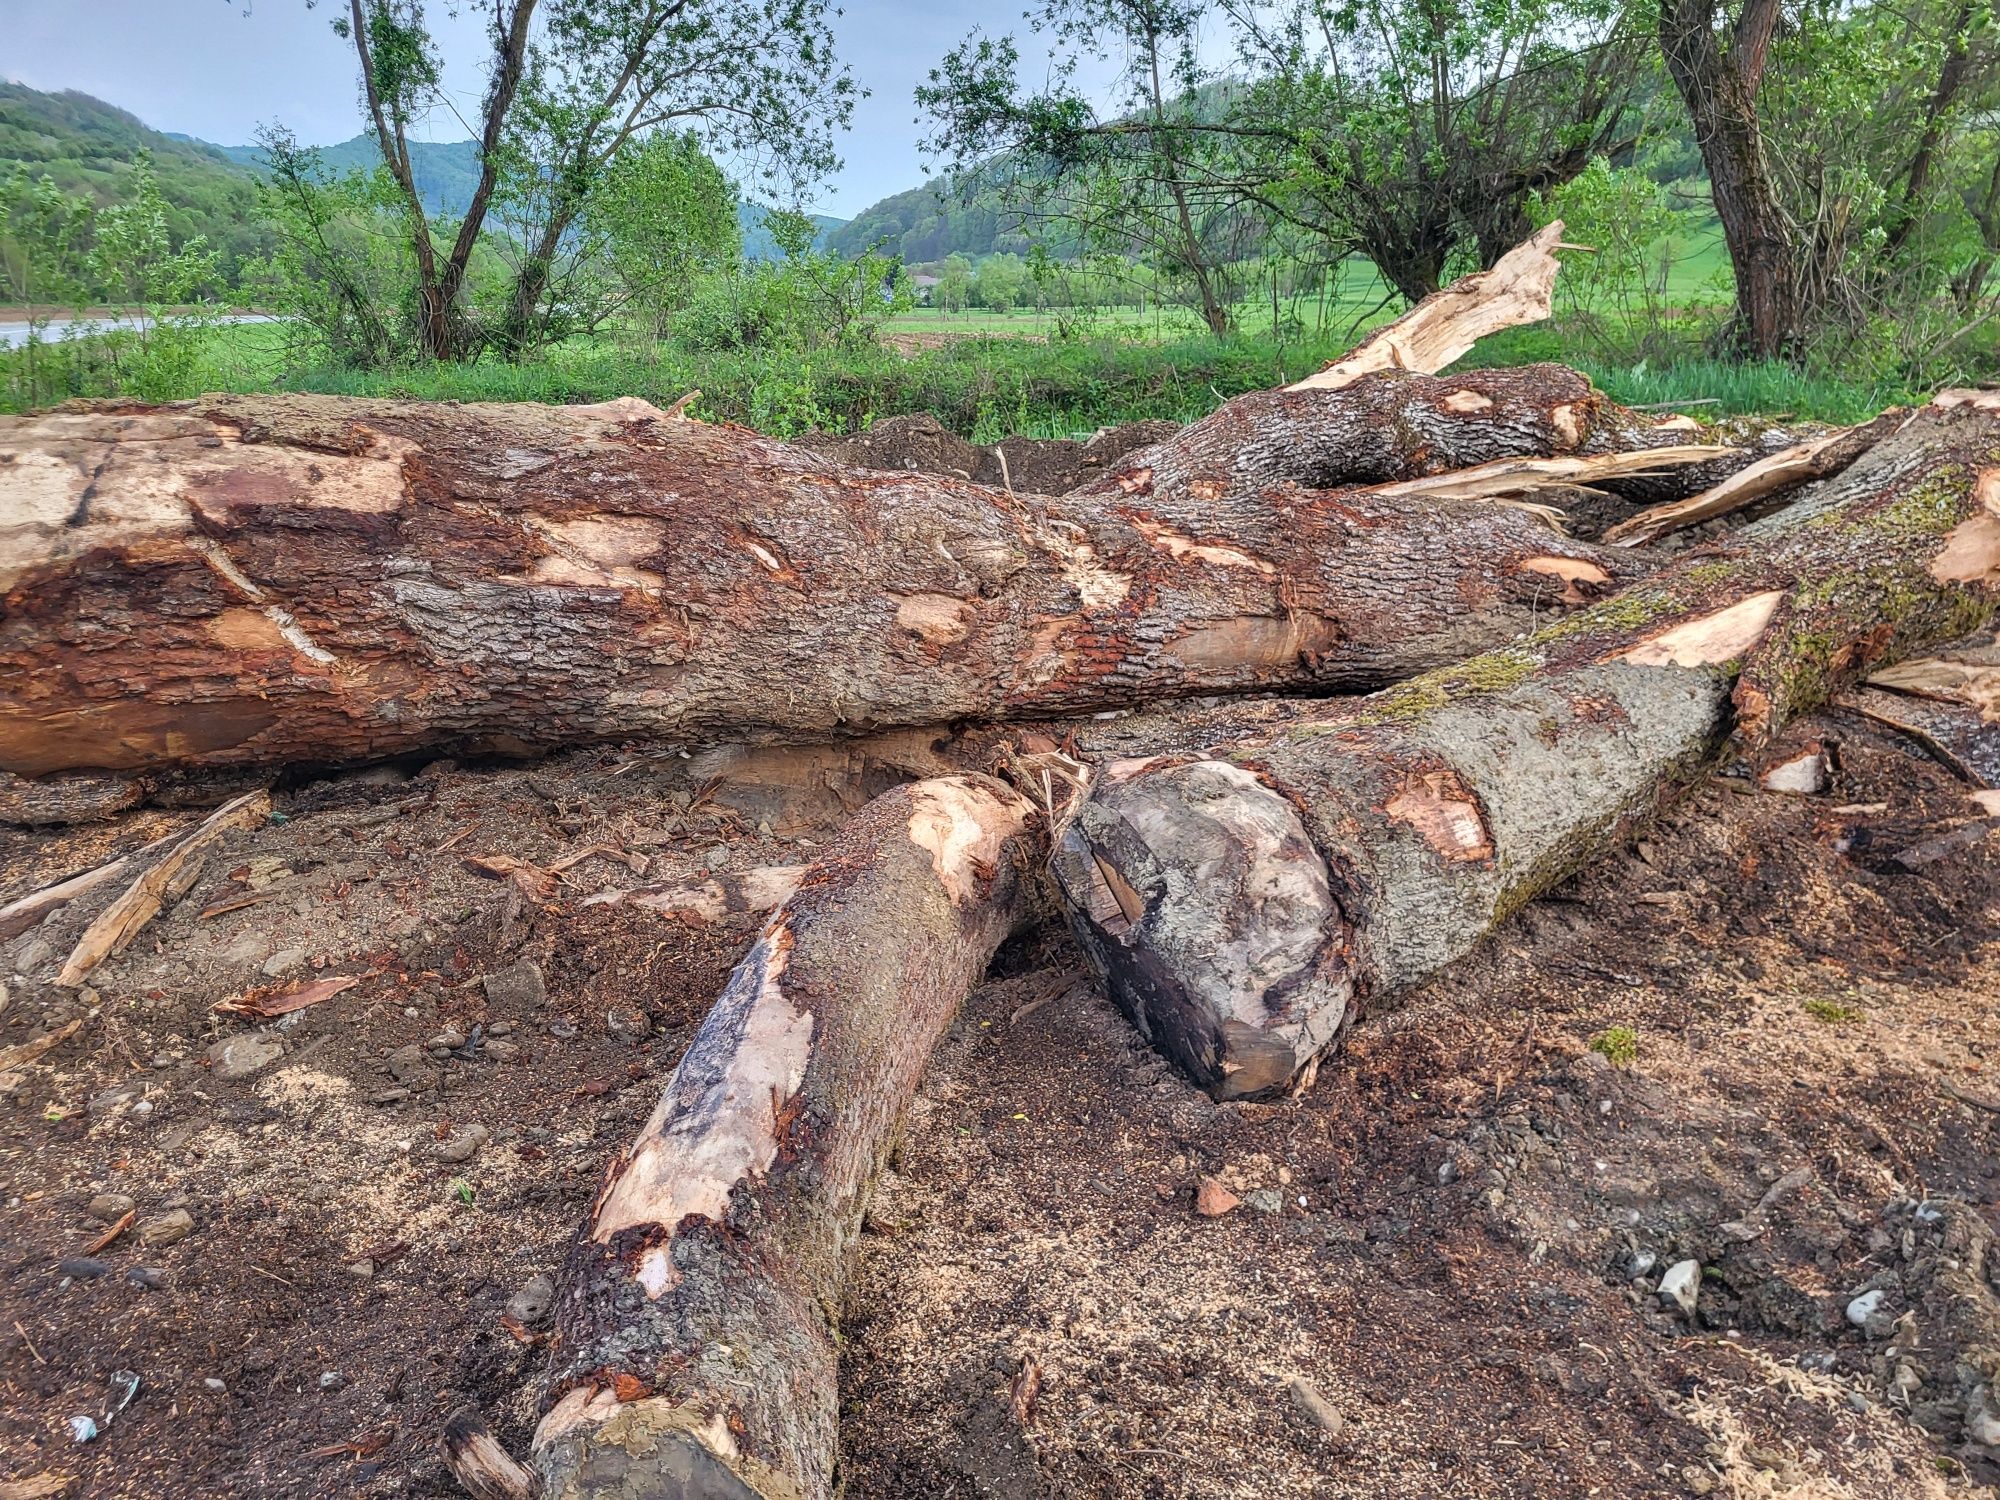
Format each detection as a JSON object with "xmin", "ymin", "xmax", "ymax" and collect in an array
[
  {"xmin": 3, "ymin": 370, "xmax": 1665, "ymax": 780},
  {"xmin": 1052, "ymin": 398, "xmax": 2000, "ymax": 1098},
  {"xmin": 55, "ymin": 789, "xmax": 270, "ymax": 987},
  {"xmin": 533, "ymin": 774, "xmax": 1038, "ymax": 1500},
  {"xmin": 1288, "ymin": 223, "xmax": 1565, "ymax": 391}
]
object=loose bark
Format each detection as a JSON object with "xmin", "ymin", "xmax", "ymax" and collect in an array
[
  {"xmin": 2, "ymin": 368, "xmax": 1698, "ymax": 780},
  {"xmin": 1052, "ymin": 396, "xmax": 2000, "ymax": 1098},
  {"xmin": 534, "ymin": 774, "xmax": 1037, "ymax": 1500}
]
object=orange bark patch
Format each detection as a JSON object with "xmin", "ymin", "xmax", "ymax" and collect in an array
[
  {"xmin": 1115, "ymin": 467, "xmax": 1154, "ymax": 496},
  {"xmin": 1439, "ymin": 390, "xmax": 1494, "ymax": 414},
  {"xmin": 1548, "ymin": 403, "xmax": 1585, "ymax": 449},
  {"xmin": 1930, "ymin": 470, "xmax": 2000, "ymax": 586},
  {"xmin": 1516, "ymin": 556, "xmax": 1612, "ymax": 605},
  {"xmin": 1385, "ymin": 771, "xmax": 1493, "ymax": 862},
  {"xmin": 894, "ymin": 593, "xmax": 975, "ymax": 645}
]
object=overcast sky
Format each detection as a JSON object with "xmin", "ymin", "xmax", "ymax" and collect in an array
[{"xmin": 5, "ymin": 0, "xmax": 1052, "ymax": 216}]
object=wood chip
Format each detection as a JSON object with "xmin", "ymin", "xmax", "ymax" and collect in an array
[
  {"xmin": 81, "ymin": 1209, "xmax": 135, "ymax": 1256},
  {"xmin": 214, "ymin": 974, "xmax": 360, "ymax": 1019},
  {"xmin": 0, "ymin": 1018, "xmax": 83, "ymax": 1071},
  {"xmin": 56, "ymin": 790, "xmax": 271, "ymax": 987}
]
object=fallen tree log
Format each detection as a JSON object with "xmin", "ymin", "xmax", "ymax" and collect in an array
[
  {"xmin": 533, "ymin": 773, "xmax": 1037, "ymax": 1500},
  {"xmin": 1, "ymin": 367, "xmax": 1702, "ymax": 780},
  {"xmin": 1051, "ymin": 394, "xmax": 2000, "ymax": 1099}
]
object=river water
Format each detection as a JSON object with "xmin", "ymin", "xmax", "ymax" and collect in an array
[{"xmin": 0, "ymin": 313, "xmax": 277, "ymax": 349}]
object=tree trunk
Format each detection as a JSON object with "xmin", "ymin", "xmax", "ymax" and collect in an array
[
  {"xmin": 533, "ymin": 774, "xmax": 1038, "ymax": 1500},
  {"xmin": 2, "ymin": 368, "xmax": 1709, "ymax": 780},
  {"xmin": 1052, "ymin": 394, "xmax": 2000, "ymax": 1099},
  {"xmin": 1658, "ymin": 0, "xmax": 1799, "ymax": 358}
]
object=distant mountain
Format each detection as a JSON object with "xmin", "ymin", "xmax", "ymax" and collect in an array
[
  {"xmin": 826, "ymin": 175, "xmax": 1035, "ymax": 263},
  {"xmin": 0, "ymin": 84, "xmax": 269, "ymax": 272}
]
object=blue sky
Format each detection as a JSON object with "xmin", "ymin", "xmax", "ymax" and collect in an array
[{"xmin": 4, "ymin": 0, "xmax": 1060, "ymax": 216}]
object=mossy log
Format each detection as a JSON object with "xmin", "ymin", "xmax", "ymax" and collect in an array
[
  {"xmin": 533, "ymin": 774, "xmax": 1037, "ymax": 1500},
  {"xmin": 1051, "ymin": 394, "xmax": 2000, "ymax": 1099},
  {"xmin": 1, "ymin": 367, "xmax": 1732, "ymax": 781}
]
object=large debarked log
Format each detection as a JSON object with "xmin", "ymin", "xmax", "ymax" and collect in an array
[
  {"xmin": 532, "ymin": 774, "xmax": 1037, "ymax": 1500},
  {"xmin": 1052, "ymin": 394, "xmax": 2000, "ymax": 1098},
  {"xmin": 0, "ymin": 366, "xmax": 1724, "ymax": 780}
]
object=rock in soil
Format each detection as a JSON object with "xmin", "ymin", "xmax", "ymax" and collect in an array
[
  {"xmin": 435, "ymin": 1124, "xmax": 490, "ymax": 1164},
  {"xmin": 207, "ymin": 1034, "xmax": 283, "ymax": 1082},
  {"xmin": 135, "ymin": 1209, "xmax": 193, "ymax": 1247}
]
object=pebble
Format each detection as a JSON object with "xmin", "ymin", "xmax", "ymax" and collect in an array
[
  {"xmin": 203, "ymin": 1378, "xmax": 226, "ymax": 1393},
  {"xmin": 1287, "ymin": 1376, "xmax": 1345, "ymax": 1436},
  {"xmin": 428, "ymin": 1029, "xmax": 468, "ymax": 1051},
  {"xmin": 1629, "ymin": 1250, "xmax": 1658, "ymax": 1281},
  {"xmin": 208, "ymin": 1034, "xmax": 283, "ymax": 1082},
  {"xmin": 1968, "ymin": 1401, "xmax": 2000, "ymax": 1448},
  {"xmin": 261, "ymin": 947, "xmax": 307, "ymax": 977},
  {"xmin": 482, "ymin": 960, "xmax": 546, "ymax": 1010},
  {"xmin": 1846, "ymin": 1288, "xmax": 1890, "ymax": 1333},
  {"xmin": 58, "ymin": 1257, "xmax": 111, "ymax": 1280},
  {"xmin": 344, "ymin": 1259, "xmax": 376, "ymax": 1280},
  {"xmin": 547, "ymin": 1019, "xmax": 578, "ymax": 1040},
  {"xmin": 436, "ymin": 1123, "xmax": 491, "ymax": 1163},
  {"xmin": 88, "ymin": 1192, "xmax": 137, "ymax": 1222},
  {"xmin": 127, "ymin": 1267, "xmax": 165, "ymax": 1290},
  {"xmin": 1194, "ymin": 1179, "xmax": 1240, "ymax": 1217},
  {"xmin": 487, "ymin": 1021, "xmax": 515, "ymax": 1038},
  {"xmin": 137, "ymin": 1208, "xmax": 195, "ymax": 1247},
  {"xmin": 369, "ymin": 1087, "xmax": 411, "ymax": 1106},
  {"xmin": 318, "ymin": 1370, "xmax": 346, "ymax": 1391},
  {"xmin": 484, "ymin": 1039, "xmax": 522, "ymax": 1064},
  {"xmin": 89, "ymin": 1081, "xmax": 144, "ymax": 1115},
  {"xmin": 385, "ymin": 1044, "xmax": 431, "ymax": 1084},
  {"xmin": 507, "ymin": 1273, "xmax": 556, "ymax": 1326},
  {"xmin": 1245, "ymin": 1188, "xmax": 1285, "ymax": 1215},
  {"xmin": 1658, "ymin": 1259, "xmax": 1702, "ymax": 1315},
  {"xmin": 606, "ymin": 1005, "xmax": 652, "ymax": 1043}
]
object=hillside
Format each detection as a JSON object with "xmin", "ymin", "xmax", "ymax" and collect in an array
[
  {"xmin": 827, "ymin": 173, "xmax": 1034, "ymax": 262},
  {"xmin": 0, "ymin": 84, "xmax": 268, "ymax": 272}
]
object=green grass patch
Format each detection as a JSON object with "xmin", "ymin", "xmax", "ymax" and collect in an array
[
  {"xmin": 1589, "ymin": 1025, "xmax": 1640, "ymax": 1067},
  {"xmin": 1802, "ymin": 997, "xmax": 1864, "ymax": 1024}
]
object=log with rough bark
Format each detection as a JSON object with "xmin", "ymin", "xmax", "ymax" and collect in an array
[
  {"xmin": 1051, "ymin": 394, "xmax": 2000, "ymax": 1099},
  {"xmin": 532, "ymin": 773, "xmax": 1037, "ymax": 1500},
  {"xmin": 1, "ymin": 366, "xmax": 1721, "ymax": 781}
]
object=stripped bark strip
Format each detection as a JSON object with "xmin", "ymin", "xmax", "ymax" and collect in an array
[
  {"xmin": 534, "ymin": 775, "xmax": 1038, "ymax": 1500},
  {"xmin": 1053, "ymin": 397, "xmax": 2000, "ymax": 1098},
  {"xmin": 1, "ymin": 371, "xmax": 1676, "ymax": 780}
]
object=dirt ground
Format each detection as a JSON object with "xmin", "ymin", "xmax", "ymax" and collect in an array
[
  {"xmin": 1, "ymin": 692, "xmax": 1997, "ymax": 1500},
  {"xmin": 2, "ymin": 418, "xmax": 1998, "ymax": 1499}
]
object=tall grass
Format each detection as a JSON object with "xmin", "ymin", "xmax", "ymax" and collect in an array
[{"xmin": 167, "ymin": 318, "xmax": 1915, "ymax": 439}]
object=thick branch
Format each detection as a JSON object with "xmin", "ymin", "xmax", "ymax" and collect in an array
[
  {"xmin": 533, "ymin": 774, "xmax": 1038, "ymax": 1500},
  {"xmin": 1053, "ymin": 395, "xmax": 2000, "ymax": 1098}
]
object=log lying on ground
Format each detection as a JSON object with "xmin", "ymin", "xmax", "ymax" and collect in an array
[
  {"xmin": 1051, "ymin": 394, "xmax": 2000, "ymax": 1099},
  {"xmin": 534, "ymin": 774, "xmax": 1037, "ymax": 1500},
  {"xmin": 2, "ymin": 366, "xmax": 1703, "ymax": 780}
]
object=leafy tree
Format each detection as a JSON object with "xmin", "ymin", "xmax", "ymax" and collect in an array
[
  {"xmin": 935, "ymin": 253, "xmax": 974, "ymax": 312},
  {"xmin": 589, "ymin": 131, "xmax": 742, "ymax": 339},
  {"xmin": 0, "ymin": 165, "xmax": 92, "ymax": 405},
  {"xmin": 324, "ymin": 0, "xmax": 855, "ymax": 360}
]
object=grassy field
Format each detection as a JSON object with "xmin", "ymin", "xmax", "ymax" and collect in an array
[{"xmin": 179, "ymin": 298, "xmax": 1920, "ymax": 442}]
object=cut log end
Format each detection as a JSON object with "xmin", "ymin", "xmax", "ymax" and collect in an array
[
  {"xmin": 1050, "ymin": 757, "xmax": 1352, "ymax": 1099},
  {"xmin": 534, "ymin": 1397, "xmax": 794, "ymax": 1500}
]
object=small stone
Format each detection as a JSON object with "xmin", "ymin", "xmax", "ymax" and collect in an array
[
  {"xmin": 482, "ymin": 960, "xmax": 546, "ymax": 1010},
  {"xmin": 484, "ymin": 1039, "xmax": 521, "ymax": 1064},
  {"xmin": 137, "ymin": 1208, "xmax": 194, "ymax": 1247},
  {"xmin": 88, "ymin": 1192, "xmax": 137, "ymax": 1222},
  {"xmin": 1629, "ymin": 1250, "xmax": 1658, "ymax": 1281},
  {"xmin": 1437, "ymin": 1159, "xmax": 1459, "ymax": 1186},
  {"xmin": 1245, "ymin": 1188, "xmax": 1285, "ymax": 1215},
  {"xmin": 506, "ymin": 1273, "xmax": 556, "ymax": 1327},
  {"xmin": 344, "ymin": 1259, "xmax": 376, "ymax": 1280},
  {"xmin": 487, "ymin": 1021, "xmax": 515, "ymax": 1038},
  {"xmin": 385, "ymin": 1044, "xmax": 431, "ymax": 1084},
  {"xmin": 208, "ymin": 1034, "xmax": 283, "ymax": 1082},
  {"xmin": 1846, "ymin": 1288, "xmax": 1892, "ymax": 1334},
  {"xmin": 701, "ymin": 845, "xmax": 731, "ymax": 870},
  {"xmin": 127, "ymin": 1267, "xmax": 165, "ymax": 1290},
  {"xmin": 428, "ymin": 1029, "xmax": 468, "ymax": 1051},
  {"xmin": 436, "ymin": 1124, "xmax": 490, "ymax": 1164},
  {"xmin": 203, "ymin": 1378, "xmax": 226, "ymax": 1393},
  {"xmin": 369, "ymin": 1087, "xmax": 411, "ymax": 1106},
  {"xmin": 318, "ymin": 1370, "xmax": 345, "ymax": 1391},
  {"xmin": 547, "ymin": 1019, "xmax": 577, "ymax": 1040},
  {"xmin": 1287, "ymin": 1376, "xmax": 1344, "ymax": 1435},
  {"xmin": 1967, "ymin": 1397, "xmax": 2000, "ymax": 1448},
  {"xmin": 89, "ymin": 1081, "xmax": 144, "ymax": 1115},
  {"xmin": 1683, "ymin": 1470, "xmax": 1716, "ymax": 1496},
  {"xmin": 606, "ymin": 1005, "xmax": 651, "ymax": 1043},
  {"xmin": 58, "ymin": 1256, "xmax": 111, "ymax": 1279},
  {"xmin": 1194, "ymin": 1178, "xmax": 1240, "ymax": 1218},
  {"xmin": 1658, "ymin": 1259, "xmax": 1702, "ymax": 1315},
  {"xmin": 261, "ymin": 947, "xmax": 307, "ymax": 978}
]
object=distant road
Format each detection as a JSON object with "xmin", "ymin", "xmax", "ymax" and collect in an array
[{"xmin": 0, "ymin": 313, "xmax": 277, "ymax": 349}]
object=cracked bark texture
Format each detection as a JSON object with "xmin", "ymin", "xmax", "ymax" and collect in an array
[
  {"xmin": 534, "ymin": 774, "xmax": 1037, "ymax": 1500},
  {"xmin": 1053, "ymin": 396, "xmax": 2000, "ymax": 1099},
  {"xmin": 1, "ymin": 370, "xmax": 1701, "ymax": 779}
]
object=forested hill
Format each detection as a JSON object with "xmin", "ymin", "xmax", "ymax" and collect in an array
[
  {"xmin": 0, "ymin": 84, "xmax": 267, "ymax": 270},
  {"xmin": 1, "ymin": 82, "xmax": 843, "ymax": 273}
]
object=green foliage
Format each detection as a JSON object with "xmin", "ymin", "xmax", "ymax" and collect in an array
[
  {"xmin": 591, "ymin": 132, "xmax": 742, "ymax": 339},
  {"xmin": 1802, "ymin": 997, "xmax": 1864, "ymax": 1024},
  {"xmin": 1590, "ymin": 1026, "xmax": 1640, "ymax": 1067}
]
